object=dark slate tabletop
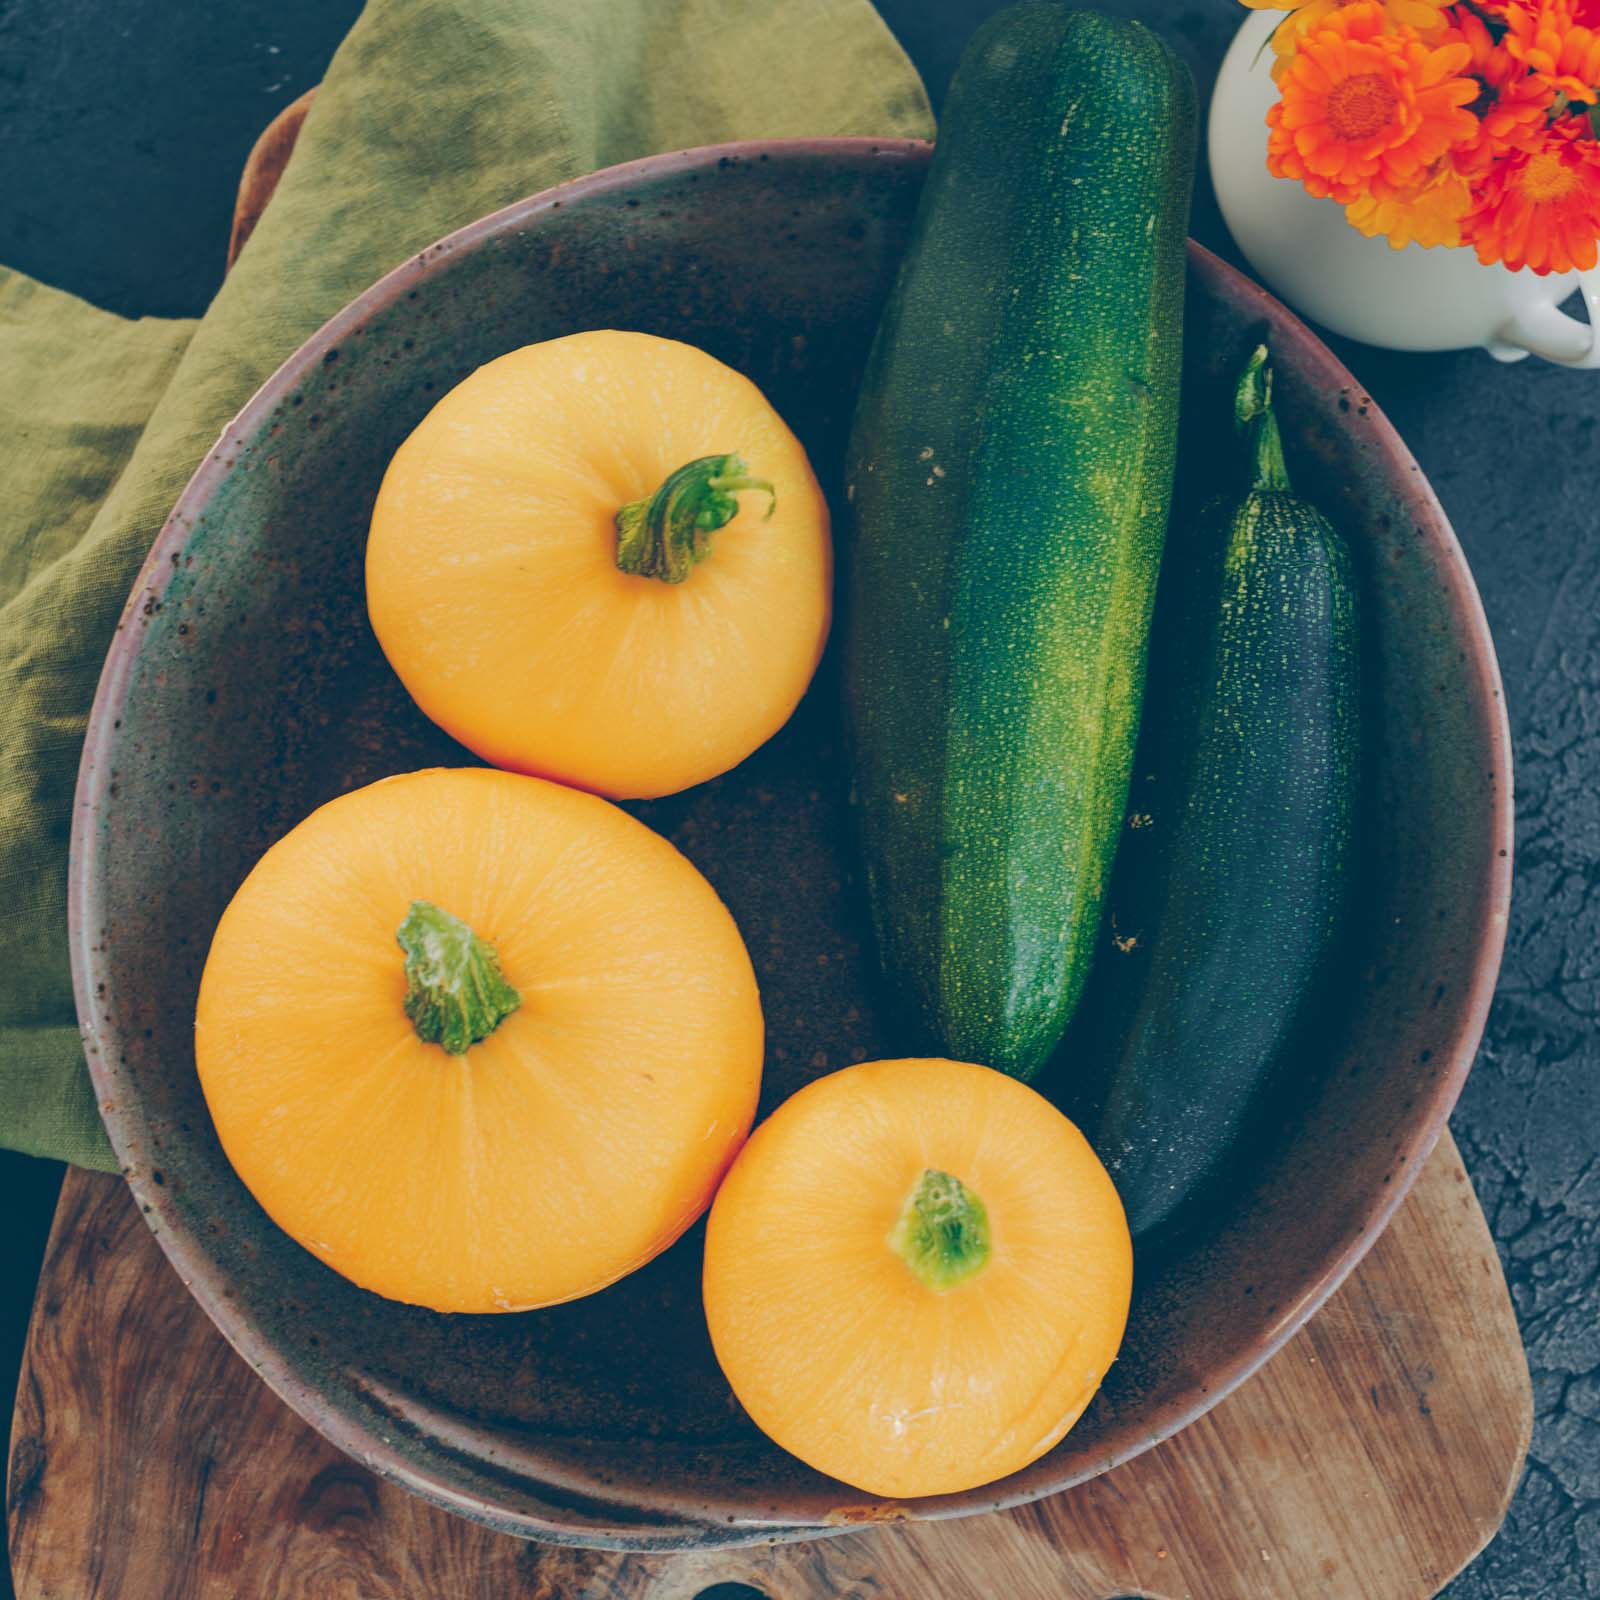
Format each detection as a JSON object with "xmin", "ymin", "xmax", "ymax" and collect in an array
[{"xmin": 1, "ymin": 1, "xmax": 1594, "ymax": 1596}]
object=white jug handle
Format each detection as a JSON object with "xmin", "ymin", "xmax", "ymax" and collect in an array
[{"xmin": 1491, "ymin": 268, "xmax": 1600, "ymax": 367}]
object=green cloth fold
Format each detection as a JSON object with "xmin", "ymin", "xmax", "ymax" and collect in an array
[{"xmin": 0, "ymin": 0, "xmax": 933, "ymax": 1171}]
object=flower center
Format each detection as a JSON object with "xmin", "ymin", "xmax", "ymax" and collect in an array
[
  {"xmin": 1521, "ymin": 150, "xmax": 1578, "ymax": 201},
  {"xmin": 1325, "ymin": 71, "xmax": 1401, "ymax": 140}
]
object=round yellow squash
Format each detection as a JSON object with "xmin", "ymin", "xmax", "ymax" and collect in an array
[
  {"xmin": 702, "ymin": 1058, "xmax": 1132, "ymax": 1499},
  {"xmin": 366, "ymin": 330, "xmax": 831, "ymax": 800},
  {"xmin": 195, "ymin": 767, "xmax": 763, "ymax": 1313}
]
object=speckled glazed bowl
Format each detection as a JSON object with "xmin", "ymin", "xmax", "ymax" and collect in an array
[{"xmin": 71, "ymin": 140, "xmax": 1512, "ymax": 1549}]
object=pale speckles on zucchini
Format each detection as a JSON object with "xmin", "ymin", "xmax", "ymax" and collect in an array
[
  {"xmin": 1080, "ymin": 345, "xmax": 1361, "ymax": 1243},
  {"xmin": 843, "ymin": 3, "xmax": 1197, "ymax": 1082}
]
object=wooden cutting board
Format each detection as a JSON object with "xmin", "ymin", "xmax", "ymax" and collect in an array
[
  {"xmin": 9, "ymin": 1138, "xmax": 1530, "ymax": 1599},
  {"xmin": 6, "ymin": 92, "xmax": 1532, "ymax": 1600}
]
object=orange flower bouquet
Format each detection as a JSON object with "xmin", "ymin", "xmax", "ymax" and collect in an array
[{"xmin": 1247, "ymin": 0, "xmax": 1600, "ymax": 272}]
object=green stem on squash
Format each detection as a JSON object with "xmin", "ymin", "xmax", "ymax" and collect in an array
[
  {"xmin": 396, "ymin": 900, "xmax": 521, "ymax": 1055},
  {"xmin": 1234, "ymin": 345, "xmax": 1292, "ymax": 495},
  {"xmin": 614, "ymin": 454, "xmax": 776, "ymax": 584},
  {"xmin": 888, "ymin": 1168, "xmax": 992, "ymax": 1292}
]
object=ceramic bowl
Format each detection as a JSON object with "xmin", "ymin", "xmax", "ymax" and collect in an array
[{"xmin": 70, "ymin": 139, "xmax": 1512, "ymax": 1549}]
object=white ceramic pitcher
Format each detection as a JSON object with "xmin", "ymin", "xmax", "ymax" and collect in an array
[{"xmin": 1210, "ymin": 7, "xmax": 1600, "ymax": 365}]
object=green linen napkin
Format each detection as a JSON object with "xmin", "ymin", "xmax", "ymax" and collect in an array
[{"xmin": 0, "ymin": 0, "xmax": 933, "ymax": 1172}]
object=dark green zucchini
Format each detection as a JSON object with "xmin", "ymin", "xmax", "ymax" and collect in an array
[
  {"xmin": 1083, "ymin": 346, "xmax": 1360, "ymax": 1243},
  {"xmin": 843, "ymin": 3, "xmax": 1197, "ymax": 1082}
]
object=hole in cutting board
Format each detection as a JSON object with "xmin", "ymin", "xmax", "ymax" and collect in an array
[{"xmin": 693, "ymin": 1586, "xmax": 770, "ymax": 1600}]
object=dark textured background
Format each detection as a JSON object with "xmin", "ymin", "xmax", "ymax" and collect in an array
[{"xmin": 0, "ymin": 0, "xmax": 1594, "ymax": 1595}]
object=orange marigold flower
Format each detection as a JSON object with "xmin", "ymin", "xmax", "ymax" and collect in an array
[
  {"xmin": 1503, "ymin": 0, "xmax": 1600, "ymax": 102},
  {"xmin": 1463, "ymin": 119, "xmax": 1600, "ymax": 270},
  {"xmin": 1386, "ymin": 0, "xmax": 1461, "ymax": 31},
  {"xmin": 1245, "ymin": 0, "xmax": 1455, "ymax": 35},
  {"xmin": 1452, "ymin": 8, "xmax": 1557, "ymax": 171},
  {"xmin": 1266, "ymin": 3, "xmax": 1481, "ymax": 201},
  {"xmin": 1258, "ymin": 0, "xmax": 1456, "ymax": 80},
  {"xmin": 1265, "ymin": 0, "xmax": 1346, "ymax": 79},
  {"xmin": 1344, "ymin": 162, "xmax": 1475, "ymax": 244}
]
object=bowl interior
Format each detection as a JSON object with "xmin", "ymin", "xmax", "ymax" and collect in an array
[{"xmin": 74, "ymin": 141, "xmax": 1508, "ymax": 1547}]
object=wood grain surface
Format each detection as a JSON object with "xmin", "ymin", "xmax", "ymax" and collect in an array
[
  {"xmin": 224, "ymin": 87, "xmax": 316, "ymax": 269},
  {"xmin": 7, "ymin": 1135, "xmax": 1530, "ymax": 1600}
]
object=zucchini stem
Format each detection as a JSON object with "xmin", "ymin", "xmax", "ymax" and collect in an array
[
  {"xmin": 1235, "ymin": 345, "xmax": 1292, "ymax": 494},
  {"xmin": 888, "ymin": 1168, "xmax": 992, "ymax": 1292},
  {"xmin": 614, "ymin": 453, "xmax": 776, "ymax": 584},
  {"xmin": 397, "ymin": 900, "xmax": 521, "ymax": 1055}
]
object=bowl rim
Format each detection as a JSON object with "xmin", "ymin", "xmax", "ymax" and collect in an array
[{"xmin": 68, "ymin": 134, "xmax": 1514, "ymax": 1549}]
